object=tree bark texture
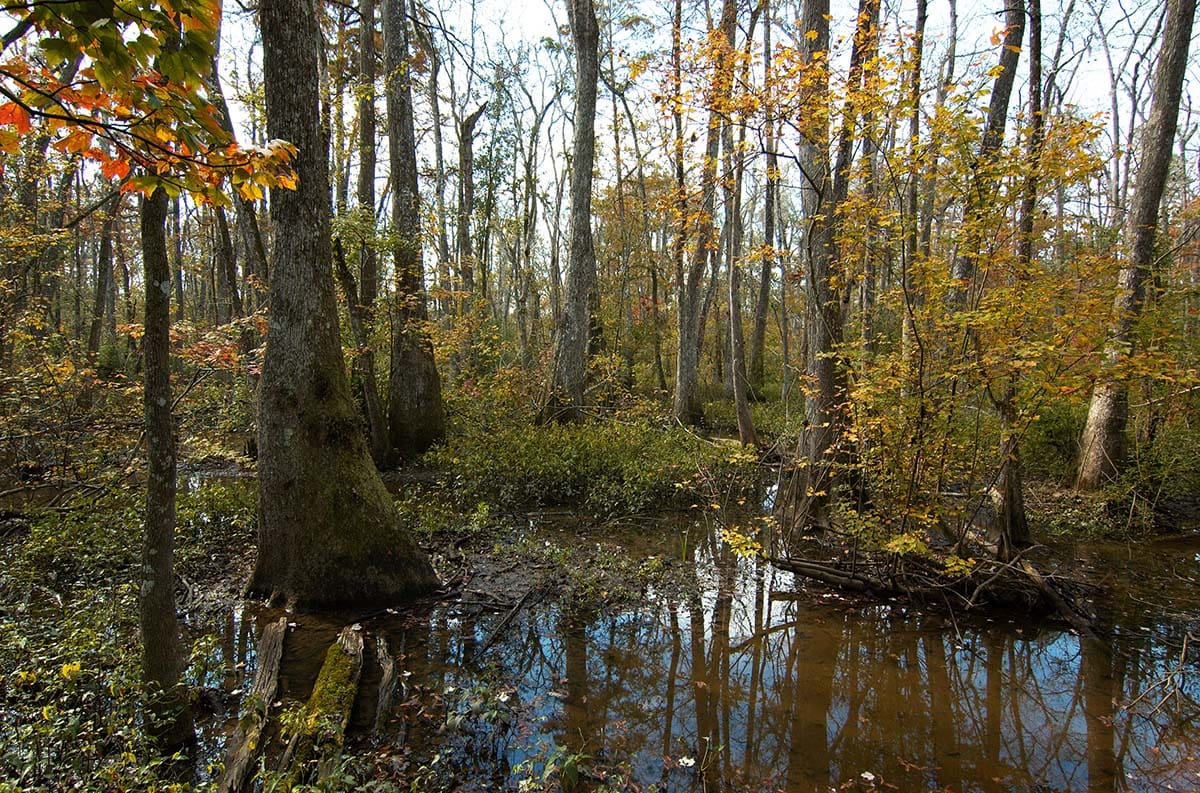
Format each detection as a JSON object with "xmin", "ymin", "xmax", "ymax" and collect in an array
[
  {"xmin": 385, "ymin": 0, "xmax": 445, "ymax": 460},
  {"xmin": 250, "ymin": 0, "xmax": 438, "ymax": 608},
  {"xmin": 545, "ymin": 0, "xmax": 599, "ymax": 422},
  {"xmin": 782, "ymin": 0, "xmax": 839, "ymax": 530},
  {"xmin": 140, "ymin": 186, "xmax": 193, "ymax": 752},
  {"xmin": 357, "ymin": 0, "xmax": 379, "ymax": 312},
  {"xmin": 349, "ymin": 0, "xmax": 388, "ymax": 464},
  {"xmin": 335, "ymin": 241, "xmax": 388, "ymax": 466},
  {"xmin": 1076, "ymin": 0, "xmax": 1197, "ymax": 489},
  {"xmin": 456, "ymin": 104, "xmax": 486, "ymax": 301}
]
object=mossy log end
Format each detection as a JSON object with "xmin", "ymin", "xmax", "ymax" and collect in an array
[
  {"xmin": 277, "ymin": 625, "xmax": 364, "ymax": 788},
  {"xmin": 217, "ymin": 616, "xmax": 287, "ymax": 793}
]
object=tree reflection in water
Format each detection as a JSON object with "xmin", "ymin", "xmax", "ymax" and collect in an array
[{"xmin": 226, "ymin": 524, "xmax": 1200, "ymax": 791}]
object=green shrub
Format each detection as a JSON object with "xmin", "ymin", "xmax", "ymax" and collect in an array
[{"xmin": 428, "ymin": 417, "xmax": 761, "ymax": 518}]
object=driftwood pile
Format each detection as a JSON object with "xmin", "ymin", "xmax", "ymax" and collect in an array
[{"xmin": 768, "ymin": 531, "xmax": 1099, "ymax": 636}]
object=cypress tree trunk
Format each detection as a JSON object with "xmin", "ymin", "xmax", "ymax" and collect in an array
[
  {"xmin": 140, "ymin": 186, "xmax": 193, "ymax": 753},
  {"xmin": 357, "ymin": 0, "xmax": 379, "ymax": 312},
  {"xmin": 545, "ymin": 0, "xmax": 599, "ymax": 422},
  {"xmin": 384, "ymin": 0, "xmax": 445, "ymax": 461},
  {"xmin": 250, "ymin": 0, "xmax": 438, "ymax": 608},
  {"xmin": 1076, "ymin": 0, "xmax": 1197, "ymax": 489}
]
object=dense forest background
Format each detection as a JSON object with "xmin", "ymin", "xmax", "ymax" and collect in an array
[{"xmin": 3, "ymin": 0, "xmax": 1198, "ymax": 521}]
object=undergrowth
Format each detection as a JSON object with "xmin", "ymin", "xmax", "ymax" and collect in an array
[
  {"xmin": 0, "ymin": 482, "xmax": 256, "ymax": 791},
  {"xmin": 428, "ymin": 416, "xmax": 762, "ymax": 518}
]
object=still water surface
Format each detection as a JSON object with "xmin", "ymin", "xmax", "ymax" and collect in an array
[{"xmin": 213, "ymin": 521, "xmax": 1200, "ymax": 792}]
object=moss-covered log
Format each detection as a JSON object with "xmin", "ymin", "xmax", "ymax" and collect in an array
[{"xmin": 277, "ymin": 625, "xmax": 364, "ymax": 788}]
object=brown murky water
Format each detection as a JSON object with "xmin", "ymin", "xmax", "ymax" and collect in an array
[{"xmin": 209, "ymin": 520, "xmax": 1200, "ymax": 792}]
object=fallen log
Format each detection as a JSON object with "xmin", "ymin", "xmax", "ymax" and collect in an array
[
  {"xmin": 767, "ymin": 556, "xmax": 900, "ymax": 596},
  {"xmin": 769, "ymin": 545, "xmax": 1098, "ymax": 634},
  {"xmin": 216, "ymin": 616, "xmax": 287, "ymax": 793},
  {"xmin": 276, "ymin": 624, "xmax": 365, "ymax": 788},
  {"xmin": 1016, "ymin": 558, "xmax": 1097, "ymax": 637}
]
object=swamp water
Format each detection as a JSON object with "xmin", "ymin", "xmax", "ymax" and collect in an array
[{"xmin": 205, "ymin": 520, "xmax": 1200, "ymax": 792}]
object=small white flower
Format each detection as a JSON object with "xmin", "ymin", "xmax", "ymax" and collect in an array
[
  {"xmin": 497, "ymin": 691, "xmax": 511, "ymax": 703},
  {"xmin": 860, "ymin": 771, "xmax": 876, "ymax": 783},
  {"xmin": 678, "ymin": 756, "xmax": 696, "ymax": 768}
]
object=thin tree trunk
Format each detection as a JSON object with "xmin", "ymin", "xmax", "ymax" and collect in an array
[
  {"xmin": 208, "ymin": 18, "xmax": 268, "ymax": 312},
  {"xmin": 385, "ymin": 0, "xmax": 445, "ymax": 460},
  {"xmin": 357, "ymin": 0, "xmax": 379, "ymax": 313},
  {"xmin": 86, "ymin": 198, "xmax": 119, "ymax": 363},
  {"xmin": 723, "ymin": 9, "xmax": 759, "ymax": 446},
  {"xmin": 427, "ymin": 52, "xmax": 451, "ymax": 315},
  {"xmin": 214, "ymin": 206, "xmax": 242, "ymax": 321},
  {"xmin": 948, "ymin": 0, "xmax": 1025, "ymax": 312},
  {"xmin": 171, "ymin": 197, "xmax": 185, "ymax": 322},
  {"xmin": 749, "ymin": 0, "xmax": 776, "ymax": 395},
  {"xmin": 796, "ymin": 0, "xmax": 838, "ymax": 530},
  {"xmin": 674, "ymin": 0, "xmax": 735, "ymax": 425},
  {"xmin": 990, "ymin": 0, "xmax": 1045, "ymax": 553},
  {"xmin": 335, "ymin": 241, "xmax": 388, "ymax": 466},
  {"xmin": 140, "ymin": 186, "xmax": 193, "ymax": 753},
  {"xmin": 900, "ymin": 0, "xmax": 928, "ymax": 394},
  {"xmin": 456, "ymin": 104, "xmax": 487, "ymax": 302},
  {"xmin": 350, "ymin": 0, "xmax": 388, "ymax": 462}
]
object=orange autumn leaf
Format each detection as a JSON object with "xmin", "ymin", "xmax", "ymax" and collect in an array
[
  {"xmin": 0, "ymin": 102, "xmax": 32, "ymax": 135},
  {"xmin": 100, "ymin": 157, "xmax": 130, "ymax": 180}
]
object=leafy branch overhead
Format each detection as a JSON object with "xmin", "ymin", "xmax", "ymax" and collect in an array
[{"xmin": 0, "ymin": 0, "xmax": 297, "ymax": 201}]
